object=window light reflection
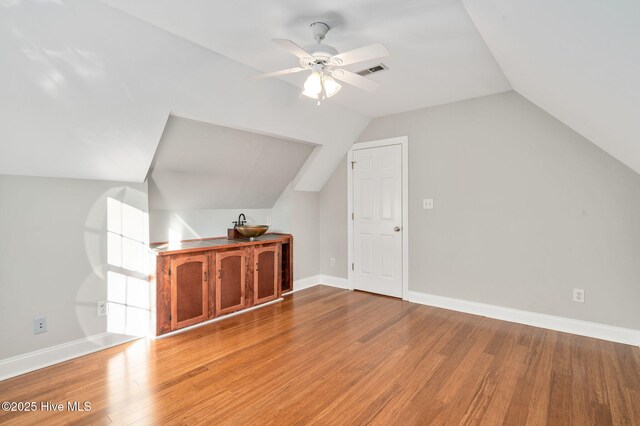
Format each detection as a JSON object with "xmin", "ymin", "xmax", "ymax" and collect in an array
[{"xmin": 106, "ymin": 197, "xmax": 151, "ymax": 337}]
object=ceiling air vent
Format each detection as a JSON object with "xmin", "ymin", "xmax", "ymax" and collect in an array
[{"xmin": 355, "ymin": 63, "xmax": 389, "ymax": 76}]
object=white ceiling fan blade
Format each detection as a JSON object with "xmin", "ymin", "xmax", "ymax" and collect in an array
[
  {"xmin": 250, "ymin": 67, "xmax": 307, "ymax": 80},
  {"xmin": 330, "ymin": 43, "xmax": 389, "ymax": 66},
  {"xmin": 332, "ymin": 69, "xmax": 380, "ymax": 92},
  {"xmin": 272, "ymin": 39, "xmax": 312, "ymax": 59}
]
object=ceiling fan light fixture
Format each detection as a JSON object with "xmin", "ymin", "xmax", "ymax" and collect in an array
[
  {"xmin": 302, "ymin": 71, "xmax": 323, "ymax": 99},
  {"xmin": 322, "ymin": 75, "xmax": 342, "ymax": 98}
]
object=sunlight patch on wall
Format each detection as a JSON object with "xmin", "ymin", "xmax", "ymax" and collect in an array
[
  {"xmin": 106, "ymin": 197, "xmax": 151, "ymax": 337},
  {"xmin": 168, "ymin": 228, "xmax": 182, "ymax": 248}
]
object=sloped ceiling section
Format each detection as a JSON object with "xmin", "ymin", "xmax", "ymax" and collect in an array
[
  {"xmin": 149, "ymin": 116, "xmax": 315, "ymax": 210},
  {"xmin": 462, "ymin": 0, "xmax": 640, "ymax": 175},
  {"xmin": 0, "ymin": 0, "xmax": 369, "ymax": 189},
  {"xmin": 102, "ymin": 0, "xmax": 511, "ymax": 118}
]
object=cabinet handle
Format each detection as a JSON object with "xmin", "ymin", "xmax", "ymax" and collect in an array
[
  {"xmin": 256, "ymin": 262, "xmax": 259, "ymax": 272},
  {"xmin": 204, "ymin": 271, "xmax": 208, "ymax": 281}
]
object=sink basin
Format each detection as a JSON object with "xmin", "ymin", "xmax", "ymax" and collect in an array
[{"xmin": 235, "ymin": 225, "xmax": 269, "ymax": 238}]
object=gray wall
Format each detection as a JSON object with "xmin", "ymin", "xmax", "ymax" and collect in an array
[
  {"xmin": 292, "ymin": 190, "xmax": 320, "ymax": 280},
  {"xmin": 0, "ymin": 175, "xmax": 148, "ymax": 359},
  {"xmin": 149, "ymin": 208, "xmax": 271, "ymax": 243},
  {"xmin": 320, "ymin": 91, "xmax": 640, "ymax": 330},
  {"xmin": 271, "ymin": 183, "xmax": 320, "ymax": 280},
  {"xmin": 319, "ymin": 161, "xmax": 348, "ymax": 278}
]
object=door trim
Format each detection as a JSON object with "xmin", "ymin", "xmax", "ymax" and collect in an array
[{"xmin": 347, "ymin": 136, "xmax": 409, "ymax": 300}]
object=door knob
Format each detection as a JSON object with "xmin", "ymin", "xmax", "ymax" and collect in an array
[{"xmin": 394, "ymin": 226, "xmax": 401, "ymax": 232}]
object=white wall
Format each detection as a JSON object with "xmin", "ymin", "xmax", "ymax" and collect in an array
[
  {"xmin": 0, "ymin": 174, "xmax": 148, "ymax": 360},
  {"xmin": 320, "ymin": 91, "xmax": 640, "ymax": 330}
]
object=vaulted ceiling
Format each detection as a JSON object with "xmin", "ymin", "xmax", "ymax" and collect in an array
[
  {"xmin": 462, "ymin": 0, "xmax": 640, "ymax": 178},
  {"xmin": 149, "ymin": 116, "xmax": 315, "ymax": 210},
  {"xmin": 0, "ymin": 0, "xmax": 368, "ymax": 189},
  {"xmin": 101, "ymin": 0, "xmax": 511, "ymax": 118},
  {"xmin": 1, "ymin": 0, "xmax": 639, "ymax": 190}
]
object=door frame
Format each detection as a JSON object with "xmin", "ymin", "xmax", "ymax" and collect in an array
[{"xmin": 347, "ymin": 136, "xmax": 409, "ymax": 300}]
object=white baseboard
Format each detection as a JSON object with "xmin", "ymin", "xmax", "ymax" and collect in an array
[
  {"xmin": 292, "ymin": 275, "xmax": 349, "ymax": 293},
  {"xmin": 408, "ymin": 291, "xmax": 640, "ymax": 347},
  {"xmin": 319, "ymin": 275, "xmax": 349, "ymax": 289},
  {"xmin": 0, "ymin": 332, "xmax": 140, "ymax": 382},
  {"xmin": 292, "ymin": 275, "xmax": 322, "ymax": 292}
]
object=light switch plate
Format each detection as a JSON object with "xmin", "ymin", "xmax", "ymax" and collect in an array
[{"xmin": 423, "ymin": 199, "xmax": 434, "ymax": 209}]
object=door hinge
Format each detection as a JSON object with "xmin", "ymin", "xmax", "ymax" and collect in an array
[
  {"xmin": 352, "ymin": 263, "xmax": 355, "ymax": 271},
  {"xmin": 351, "ymin": 161, "xmax": 356, "ymax": 169},
  {"xmin": 168, "ymin": 268, "xmax": 171, "ymax": 276},
  {"xmin": 169, "ymin": 313, "xmax": 172, "ymax": 322},
  {"xmin": 351, "ymin": 212, "xmax": 354, "ymax": 220}
]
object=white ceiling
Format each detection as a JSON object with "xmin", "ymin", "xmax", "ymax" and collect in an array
[
  {"xmin": 2, "ymin": 0, "xmax": 639, "ymax": 189},
  {"xmin": 101, "ymin": 0, "xmax": 512, "ymax": 118},
  {"xmin": 149, "ymin": 116, "xmax": 315, "ymax": 210},
  {"xmin": 462, "ymin": 0, "xmax": 640, "ymax": 176},
  {"xmin": 0, "ymin": 0, "xmax": 368, "ymax": 187}
]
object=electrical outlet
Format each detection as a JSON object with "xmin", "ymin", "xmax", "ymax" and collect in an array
[
  {"xmin": 423, "ymin": 199, "xmax": 434, "ymax": 210},
  {"xmin": 330, "ymin": 257, "xmax": 336, "ymax": 267},
  {"xmin": 34, "ymin": 317, "xmax": 47, "ymax": 334},
  {"xmin": 97, "ymin": 301, "xmax": 108, "ymax": 317},
  {"xmin": 573, "ymin": 288, "xmax": 585, "ymax": 303}
]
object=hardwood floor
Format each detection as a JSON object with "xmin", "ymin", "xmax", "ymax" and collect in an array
[{"xmin": 1, "ymin": 285, "xmax": 639, "ymax": 425}]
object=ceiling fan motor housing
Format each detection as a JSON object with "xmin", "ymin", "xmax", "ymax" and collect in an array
[{"xmin": 301, "ymin": 44, "xmax": 339, "ymax": 66}]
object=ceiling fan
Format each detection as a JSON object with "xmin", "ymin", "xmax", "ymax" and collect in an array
[{"xmin": 251, "ymin": 22, "xmax": 389, "ymax": 104}]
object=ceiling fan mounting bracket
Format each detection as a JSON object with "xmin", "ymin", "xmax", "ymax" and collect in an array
[{"xmin": 309, "ymin": 22, "xmax": 330, "ymax": 43}]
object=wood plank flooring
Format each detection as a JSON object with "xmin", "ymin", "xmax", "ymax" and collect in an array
[{"xmin": 1, "ymin": 286, "xmax": 639, "ymax": 425}]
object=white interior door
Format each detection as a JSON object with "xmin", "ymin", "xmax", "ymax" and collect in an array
[{"xmin": 352, "ymin": 144, "xmax": 403, "ymax": 298}]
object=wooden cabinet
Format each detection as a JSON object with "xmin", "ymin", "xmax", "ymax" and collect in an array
[
  {"xmin": 153, "ymin": 234, "xmax": 293, "ymax": 336},
  {"xmin": 215, "ymin": 249, "xmax": 247, "ymax": 316},
  {"xmin": 280, "ymin": 239, "xmax": 292, "ymax": 294},
  {"xmin": 253, "ymin": 245, "xmax": 279, "ymax": 305},
  {"xmin": 170, "ymin": 254, "xmax": 208, "ymax": 330}
]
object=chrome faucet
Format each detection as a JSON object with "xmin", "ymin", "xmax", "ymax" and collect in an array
[{"xmin": 233, "ymin": 213, "xmax": 247, "ymax": 228}]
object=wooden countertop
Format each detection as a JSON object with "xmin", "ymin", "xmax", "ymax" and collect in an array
[{"xmin": 151, "ymin": 233, "xmax": 291, "ymax": 256}]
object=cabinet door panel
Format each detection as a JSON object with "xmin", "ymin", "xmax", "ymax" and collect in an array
[
  {"xmin": 216, "ymin": 250, "xmax": 246, "ymax": 315},
  {"xmin": 254, "ymin": 245, "xmax": 278, "ymax": 305},
  {"xmin": 171, "ymin": 254, "xmax": 208, "ymax": 330}
]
